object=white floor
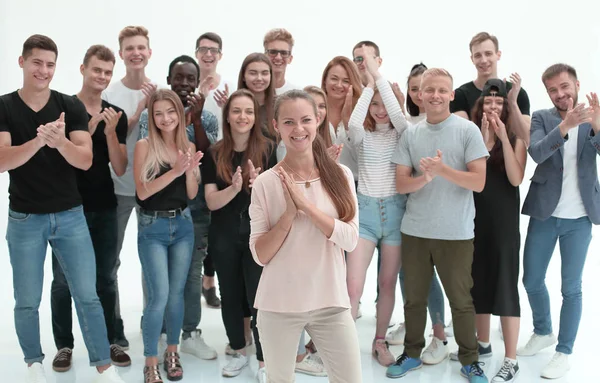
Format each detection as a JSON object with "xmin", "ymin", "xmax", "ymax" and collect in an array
[{"xmin": 0, "ymin": 176, "xmax": 598, "ymax": 382}]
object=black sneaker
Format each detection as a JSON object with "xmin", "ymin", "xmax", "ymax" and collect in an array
[
  {"xmin": 52, "ymin": 348, "xmax": 73, "ymax": 372},
  {"xmin": 202, "ymin": 287, "xmax": 221, "ymax": 308},
  {"xmin": 492, "ymin": 359, "xmax": 519, "ymax": 382}
]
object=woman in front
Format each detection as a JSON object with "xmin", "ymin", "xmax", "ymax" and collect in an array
[
  {"xmin": 134, "ymin": 89, "xmax": 203, "ymax": 383},
  {"xmin": 250, "ymin": 89, "xmax": 362, "ymax": 383},
  {"xmin": 202, "ymin": 89, "xmax": 277, "ymax": 382}
]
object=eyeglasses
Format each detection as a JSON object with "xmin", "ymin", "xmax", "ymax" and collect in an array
[
  {"xmin": 196, "ymin": 47, "xmax": 221, "ymax": 55},
  {"xmin": 353, "ymin": 56, "xmax": 378, "ymax": 64},
  {"xmin": 266, "ymin": 49, "xmax": 291, "ymax": 58}
]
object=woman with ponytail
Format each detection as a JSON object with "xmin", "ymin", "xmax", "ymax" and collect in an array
[{"xmin": 249, "ymin": 89, "xmax": 361, "ymax": 383}]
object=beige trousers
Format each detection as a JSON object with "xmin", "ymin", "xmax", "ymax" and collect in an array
[{"xmin": 257, "ymin": 307, "xmax": 362, "ymax": 383}]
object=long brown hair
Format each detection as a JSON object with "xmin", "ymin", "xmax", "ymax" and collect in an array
[
  {"xmin": 274, "ymin": 90, "xmax": 356, "ymax": 222},
  {"xmin": 213, "ymin": 89, "xmax": 272, "ymax": 191},
  {"xmin": 237, "ymin": 53, "xmax": 276, "ymax": 140},
  {"xmin": 303, "ymin": 85, "xmax": 332, "ymax": 148},
  {"xmin": 470, "ymin": 96, "xmax": 516, "ymax": 171},
  {"xmin": 320, "ymin": 56, "xmax": 362, "ymax": 117}
]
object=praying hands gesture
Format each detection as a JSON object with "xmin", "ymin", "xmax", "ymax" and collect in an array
[
  {"xmin": 247, "ymin": 159, "xmax": 262, "ymax": 188},
  {"xmin": 327, "ymin": 144, "xmax": 343, "ymax": 162},
  {"xmin": 277, "ymin": 166, "xmax": 309, "ymax": 213},
  {"xmin": 37, "ymin": 113, "xmax": 67, "ymax": 149}
]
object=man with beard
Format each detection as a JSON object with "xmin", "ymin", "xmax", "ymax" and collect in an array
[
  {"xmin": 138, "ymin": 55, "xmax": 218, "ymax": 361},
  {"xmin": 518, "ymin": 63, "xmax": 600, "ymax": 380}
]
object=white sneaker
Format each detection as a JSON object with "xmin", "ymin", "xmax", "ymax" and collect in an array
[
  {"xmin": 181, "ymin": 330, "xmax": 217, "ymax": 360},
  {"xmin": 158, "ymin": 333, "xmax": 168, "ymax": 361},
  {"xmin": 421, "ymin": 337, "xmax": 449, "ymax": 365},
  {"xmin": 386, "ymin": 322, "xmax": 406, "ymax": 345},
  {"xmin": 222, "ymin": 353, "xmax": 249, "ymax": 377},
  {"xmin": 295, "ymin": 353, "xmax": 327, "ymax": 377},
  {"xmin": 95, "ymin": 366, "xmax": 126, "ymax": 383},
  {"xmin": 27, "ymin": 363, "xmax": 46, "ymax": 383},
  {"xmin": 225, "ymin": 337, "xmax": 253, "ymax": 356},
  {"xmin": 256, "ymin": 367, "xmax": 267, "ymax": 383},
  {"xmin": 517, "ymin": 333, "xmax": 557, "ymax": 356},
  {"xmin": 541, "ymin": 352, "xmax": 570, "ymax": 379}
]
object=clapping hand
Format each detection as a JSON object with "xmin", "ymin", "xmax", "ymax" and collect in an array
[
  {"xmin": 247, "ymin": 159, "xmax": 262, "ymax": 188},
  {"xmin": 37, "ymin": 112, "xmax": 67, "ymax": 149},
  {"xmin": 419, "ymin": 149, "xmax": 444, "ymax": 182},
  {"xmin": 231, "ymin": 166, "xmax": 243, "ymax": 192}
]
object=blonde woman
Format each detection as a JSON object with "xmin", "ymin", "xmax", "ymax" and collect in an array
[{"xmin": 133, "ymin": 89, "xmax": 202, "ymax": 383}]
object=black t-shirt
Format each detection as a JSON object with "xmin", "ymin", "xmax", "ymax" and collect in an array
[
  {"xmin": 201, "ymin": 145, "xmax": 277, "ymax": 225},
  {"xmin": 136, "ymin": 165, "xmax": 188, "ymax": 212},
  {"xmin": 76, "ymin": 99, "xmax": 127, "ymax": 212},
  {"xmin": 450, "ymin": 81, "xmax": 531, "ymax": 120},
  {"xmin": 0, "ymin": 90, "xmax": 89, "ymax": 214}
]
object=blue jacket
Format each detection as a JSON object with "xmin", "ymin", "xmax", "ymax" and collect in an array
[{"xmin": 522, "ymin": 107, "xmax": 600, "ymax": 224}]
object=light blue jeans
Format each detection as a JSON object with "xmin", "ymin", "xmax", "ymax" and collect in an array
[
  {"xmin": 523, "ymin": 216, "xmax": 592, "ymax": 355},
  {"xmin": 138, "ymin": 208, "xmax": 194, "ymax": 357},
  {"xmin": 6, "ymin": 205, "xmax": 111, "ymax": 366}
]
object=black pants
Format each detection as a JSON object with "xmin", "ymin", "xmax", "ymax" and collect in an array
[
  {"xmin": 51, "ymin": 209, "xmax": 119, "ymax": 349},
  {"xmin": 203, "ymin": 252, "xmax": 216, "ymax": 277},
  {"xmin": 209, "ymin": 218, "xmax": 263, "ymax": 361}
]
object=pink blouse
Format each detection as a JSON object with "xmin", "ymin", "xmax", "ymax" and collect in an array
[{"xmin": 249, "ymin": 165, "xmax": 359, "ymax": 313}]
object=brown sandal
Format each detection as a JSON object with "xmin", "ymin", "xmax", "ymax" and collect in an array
[
  {"xmin": 163, "ymin": 351, "xmax": 183, "ymax": 381},
  {"xmin": 143, "ymin": 365, "xmax": 163, "ymax": 383}
]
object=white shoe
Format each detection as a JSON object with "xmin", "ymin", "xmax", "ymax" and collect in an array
[
  {"xmin": 27, "ymin": 363, "xmax": 46, "ymax": 383},
  {"xmin": 158, "ymin": 333, "xmax": 168, "ymax": 361},
  {"xmin": 181, "ymin": 330, "xmax": 217, "ymax": 360},
  {"xmin": 225, "ymin": 337, "xmax": 253, "ymax": 356},
  {"xmin": 222, "ymin": 353, "xmax": 249, "ymax": 377},
  {"xmin": 517, "ymin": 333, "xmax": 557, "ymax": 356},
  {"xmin": 256, "ymin": 367, "xmax": 267, "ymax": 383},
  {"xmin": 421, "ymin": 337, "xmax": 449, "ymax": 365},
  {"xmin": 541, "ymin": 352, "xmax": 570, "ymax": 379},
  {"xmin": 295, "ymin": 352, "xmax": 327, "ymax": 377},
  {"xmin": 386, "ymin": 322, "xmax": 406, "ymax": 345},
  {"xmin": 95, "ymin": 366, "xmax": 126, "ymax": 383}
]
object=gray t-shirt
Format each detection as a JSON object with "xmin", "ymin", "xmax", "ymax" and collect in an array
[{"xmin": 391, "ymin": 114, "xmax": 488, "ymax": 240}]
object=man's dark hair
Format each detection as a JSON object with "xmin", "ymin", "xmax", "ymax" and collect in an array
[
  {"xmin": 22, "ymin": 34, "xmax": 58, "ymax": 60},
  {"xmin": 195, "ymin": 32, "xmax": 223, "ymax": 50},
  {"xmin": 83, "ymin": 45, "xmax": 115, "ymax": 66},
  {"xmin": 542, "ymin": 63, "xmax": 578, "ymax": 86},
  {"xmin": 168, "ymin": 55, "xmax": 200, "ymax": 78},
  {"xmin": 352, "ymin": 40, "xmax": 380, "ymax": 57}
]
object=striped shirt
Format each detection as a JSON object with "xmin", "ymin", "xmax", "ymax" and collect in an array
[{"xmin": 348, "ymin": 78, "xmax": 408, "ymax": 197}]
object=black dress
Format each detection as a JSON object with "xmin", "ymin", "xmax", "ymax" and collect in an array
[{"xmin": 472, "ymin": 144, "xmax": 521, "ymax": 317}]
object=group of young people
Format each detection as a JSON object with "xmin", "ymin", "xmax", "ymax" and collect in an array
[{"xmin": 0, "ymin": 25, "xmax": 598, "ymax": 383}]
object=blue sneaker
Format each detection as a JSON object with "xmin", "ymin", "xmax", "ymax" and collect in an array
[
  {"xmin": 460, "ymin": 362, "xmax": 488, "ymax": 382},
  {"xmin": 386, "ymin": 353, "xmax": 423, "ymax": 378}
]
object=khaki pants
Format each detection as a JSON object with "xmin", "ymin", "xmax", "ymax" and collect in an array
[
  {"xmin": 401, "ymin": 233, "xmax": 478, "ymax": 366},
  {"xmin": 258, "ymin": 307, "xmax": 362, "ymax": 383}
]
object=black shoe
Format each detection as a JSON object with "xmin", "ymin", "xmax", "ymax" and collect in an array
[{"xmin": 52, "ymin": 348, "xmax": 73, "ymax": 372}]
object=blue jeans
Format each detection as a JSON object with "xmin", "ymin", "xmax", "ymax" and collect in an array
[
  {"xmin": 6, "ymin": 205, "xmax": 111, "ymax": 366},
  {"xmin": 399, "ymin": 267, "xmax": 446, "ymax": 326},
  {"xmin": 138, "ymin": 208, "xmax": 194, "ymax": 357},
  {"xmin": 523, "ymin": 216, "xmax": 592, "ymax": 355}
]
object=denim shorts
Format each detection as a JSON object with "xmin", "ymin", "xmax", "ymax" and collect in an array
[{"xmin": 358, "ymin": 193, "xmax": 406, "ymax": 246}]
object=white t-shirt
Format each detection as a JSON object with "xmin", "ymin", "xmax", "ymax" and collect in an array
[
  {"xmin": 202, "ymin": 78, "xmax": 236, "ymax": 141},
  {"xmin": 552, "ymin": 125, "xmax": 587, "ymax": 219},
  {"xmin": 330, "ymin": 122, "xmax": 358, "ymax": 180},
  {"xmin": 101, "ymin": 80, "xmax": 146, "ymax": 197},
  {"xmin": 408, "ymin": 113, "xmax": 427, "ymax": 125},
  {"xmin": 275, "ymin": 81, "xmax": 301, "ymax": 96}
]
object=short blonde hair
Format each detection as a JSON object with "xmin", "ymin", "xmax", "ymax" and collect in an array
[
  {"xmin": 118, "ymin": 26, "xmax": 149, "ymax": 49},
  {"xmin": 469, "ymin": 32, "xmax": 499, "ymax": 52},
  {"xmin": 263, "ymin": 28, "xmax": 294, "ymax": 50},
  {"xmin": 421, "ymin": 68, "xmax": 453, "ymax": 87}
]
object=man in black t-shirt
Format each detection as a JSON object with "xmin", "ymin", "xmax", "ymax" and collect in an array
[
  {"xmin": 0, "ymin": 35, "xmax": 125, "ymax": 383},
  {"xmin": 49, "ymin": 45, "xmax": 132, "ymax": 373},
  {"xmin": 450, "ymin": 32, "xmax": 532, "ymax": 145}
]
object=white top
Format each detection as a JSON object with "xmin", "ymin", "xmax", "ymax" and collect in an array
[
  {"xmin": 408, "ymin": 113, "xmax": 427, "ymax": 124},
  {"xmin": 201, "ymin": 78, "xmax": 236, "ymax": 141},
  {"xmin": 331, "ymin": 122, "xmax": 358, "ymax": 179},
  {"xmin": 275, "ymin": 81, "xmax": 301, "ymax": 95},
  {"xmin": 348, "ymin": 78, "xmax": 408, "ymax": 197},
  {"xmin": 552, "ymin": 125, "xmax": 587, "ymax": 219},
  {"xmin": 101, "ymin": 79, "xmax": 163, "ymax": 197}
]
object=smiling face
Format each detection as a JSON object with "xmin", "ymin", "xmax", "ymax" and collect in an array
[
  {"xmin": 325, "ymin": 64, "xmax": 351, "ymax": 101},
  {"xmin": 310, "ymin": 92, "xmax": 327, "ymax": 124},
  {"xmin": 81, "ymin": 56, "xmax": 114, "ymax": 92},
  {"xmin": 168, "ymin": 62, "xmax": 198, "ymax": 106},
  {"xmin": 544, "ymin": 71, "xmax": 580, "ymax": 112},
  {"xmin": 419, "ymin": 74, "xmax": 454, "ymax": 117},
  {"xmin": 195, "ymin": 38, "xmax": 222, "ymax": 73},
  {"xmin": 228, "ymin": 95, "xmax": 255, "ymax": 136},
  {"xmin": 265, "ymin": 40, "xmax": 292, "ymax": 76},
  {"xmin": 470, "ymin": 39, "xmax": 500, "ymax": 78},
  {"xmin": 275, "ymin": 98, "xmax": 319, "ymax": 154},
  {"xmin": 244, "ymin": 61, "xmax": 271, "ymax": 94},
  {"xmin": 152, "ymin": 99, "xmax": 179, "ymax": 133},
  {"xmin": 482, "ymin": 95, "xmax": 505, "ymax": 115},
  {"xmin": 19, "ymin": 48, "xmax": 56, "ymax": 91},
  {"xmin": 369, "ymin": 91, "xmax": 390, "ymax": 124},
  {"xmin": 119, "ymin": 35, "xmax": 151, "ymax": 70}
]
